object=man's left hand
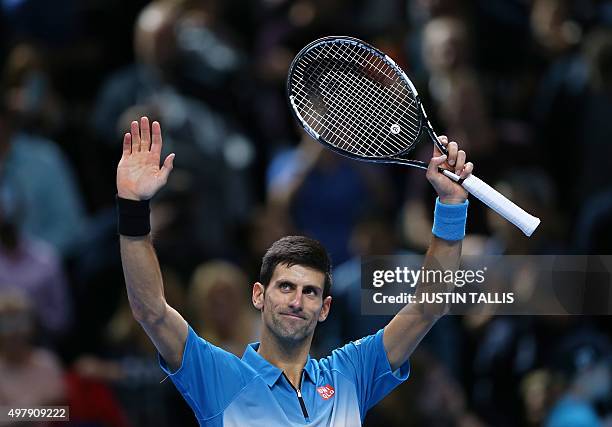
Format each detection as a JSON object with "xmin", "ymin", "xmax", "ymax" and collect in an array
[{"xmin": 426, "ymin": 135, "xmax": 473, "ymax": 205}]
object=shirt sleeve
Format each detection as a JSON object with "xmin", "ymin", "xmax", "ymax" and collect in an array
[
  {"xmin": 329, "ymin": 328, "xmax": 410, "ymax": 420},
  {"xmin": 159, "ymin": 325, "xmax": 255, "ymax": 421}
]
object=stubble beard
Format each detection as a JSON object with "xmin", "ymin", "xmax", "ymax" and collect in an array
[{"xmin": 268, "ymin": 310, "xmax": 316, "ymax": 344}]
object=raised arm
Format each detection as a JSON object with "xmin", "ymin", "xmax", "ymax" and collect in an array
[
  {"xmin": 383, "ymin": 136, "xmax": 473, "ymax": 371},
  {"xmin": 117, "ymin": 116, "xmax": 187, "ymax": 371}
]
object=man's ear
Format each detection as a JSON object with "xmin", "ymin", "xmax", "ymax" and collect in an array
[
  {"xmin": 318, "ymin": 296, "xmax": 332, "ymax": 322},
  {"xmin": 252, "ymin": 282, "xmax": 265, "ymax": 310}
]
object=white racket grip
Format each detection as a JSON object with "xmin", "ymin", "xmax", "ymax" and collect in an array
[{"xmin": 441, "ymin": 170, "xmax": 541, "ymax": 237}]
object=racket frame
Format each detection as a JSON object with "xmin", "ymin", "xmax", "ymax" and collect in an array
[
  {"xmin": 287, "ymin": 36, "xmax": 541, "ymax": 236},
  {"xmin": 287, "ymin": 35, "xmax": 448, "ymax": 171}
]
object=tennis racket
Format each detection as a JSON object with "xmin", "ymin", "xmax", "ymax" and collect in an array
[{"xmin": 286, "ymin": 36, "xmax": 540, "ymax": 237}]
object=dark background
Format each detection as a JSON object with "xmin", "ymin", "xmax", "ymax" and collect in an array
[{"xmin": 0, "ymin": 0, "xmax": 611, "ymax": 426}]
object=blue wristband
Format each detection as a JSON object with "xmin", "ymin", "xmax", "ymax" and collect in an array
[{"xmin": 432, "ymin": 197, "xmax": 469, "ymax": 241}]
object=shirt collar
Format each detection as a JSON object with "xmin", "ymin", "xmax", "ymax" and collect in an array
[{"xmin": 242, "ymin": 342, "xmax": 317, "ymax": 387}]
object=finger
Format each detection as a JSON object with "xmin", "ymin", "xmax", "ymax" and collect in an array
[
  {"xmin": 151, "ymin": 121, "xmax": 162, "ymax": 155},
  {"xmin": 433, "ymin": 144, "xmax": 442, "ymax": 157},
  {"xmin": 455, "ymin": 150, "xmax": 466, "ymax": 174},
  {"xmin": 140, "ymin": 116, "xmax": 151, "ymax": 151},
  {"xmin": 460, "ymin": 162, "xmax": 473, "ymax": 179},
  {"xmin": 427, "ymin": 153, "xmax": 447, "ymax": 173},
  {"xmin": 433, "ymin": 135, "xmax": 448, "ymax": 157},
  {"xmin": 447, "ymin": 141, "xmax": 458, "ymax": 167},
  {"xmin": 426, "ymin": 154, "xmax": 447, "ymax": 183},
  {"xmin": 160, "ymin": 153, "xmax": 175, "ymax": 182},
  {"xmin": 131, "ymin": 121, "xmax": 141, "ymax": 152},
  {"xmin": 122, "ymin": 133, "xmax": 131, "ymax": 156}
]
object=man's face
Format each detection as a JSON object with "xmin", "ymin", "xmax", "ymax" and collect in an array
[{"xmin": 253, "ymin": 264, "xmax": 331, "ymax": 344}]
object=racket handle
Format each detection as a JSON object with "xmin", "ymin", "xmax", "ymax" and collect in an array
[{"xmin": 441, "ymin": 170, "xmax": 541, "ymax": 237}]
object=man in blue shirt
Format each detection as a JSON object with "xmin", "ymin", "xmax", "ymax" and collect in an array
[{"xmin": 116, "ymin": 117, "xmax": 473, "ymax": 426}]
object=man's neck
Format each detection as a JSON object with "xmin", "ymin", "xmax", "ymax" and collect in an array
[{"xmin": 257, "ymin": 329, "xmax": 312, "ymax": 390}]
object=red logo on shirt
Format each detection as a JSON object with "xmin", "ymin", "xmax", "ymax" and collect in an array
[{"xmin": 317, "ymin": 385, "xmax": 335, "ymax": 400}]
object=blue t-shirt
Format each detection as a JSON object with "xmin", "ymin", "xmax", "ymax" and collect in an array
[
  {"xmin": 160, "ymin": 326, "xmax": 410, "ymax": 426},
  {"xmin": 545, "ymin": 397, "xmax": 601, "ymax": 427}
]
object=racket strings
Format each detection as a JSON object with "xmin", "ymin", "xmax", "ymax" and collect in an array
[
  {"xmin": 312, "ymin": 42, "xmax": 415, "ymax": 138},
  {"xmin": 322, "ymin": 43, "xmax": 414, "ymax": 155},
  {"xmin": 294, "ymin": 45, "xmax": 387, "ymax": 152},
  {"xmin": 296, "ymin": 44, "xmax": 408, "ymax": 155},
  {"xmin": 292, "ymin": 43, "xmax": 415, "ymax": 155},
  {"xmin": 290, "ymin": 40, "xmax": 422, "ymax": 157},
  {"xmin": 341, "ymin": 43, "xmax": 422, "ymax": 150},
  {"xmin": 311, "ymin": 50, "xmax": 391, "ymax": 153},
  {"xmin": 298, "ymin": 46, "xmax": 359, "ymax": 143}
]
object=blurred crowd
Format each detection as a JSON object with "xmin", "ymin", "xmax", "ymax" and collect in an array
[{"xmin": 0, "ymin": 0, "xmax": 611, "ymax": 426}]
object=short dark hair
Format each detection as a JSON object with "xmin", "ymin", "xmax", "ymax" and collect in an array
[{"xmin": 260, "ymin": 236, "xmax": 332, "ymax": 298}]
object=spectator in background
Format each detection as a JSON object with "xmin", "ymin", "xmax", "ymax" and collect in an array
[
  {"xmin": 545, "ymin": 331, "xmax": 612, "ymax": 427},
  {"xmin": 92, "ymin": 0, "xmax": 182, "ymax": 145},
  {"xmin": 0, "ymin": 92, "xmax": 87, "ymax": 256},
  {"xmin": 0, "ymin": 188, "xmax": 72, "ymax": 340},
  {"xmin": 0, "ymin": 292, "xmax": 66, "ymax": 408},
  {"xmin": 173, "ymin": 0, "xmax": 243, "ymax": 96},
  {"xmin": 321, "ymin": 213, "xmax": 465, "ymax": 375},
  {"xmin": 366, "ymin": 349, "xmax": 486, "ymax": 427},
  {"xmin": 403, "ymin": 15, "xmax": 495, "ymax": 250},
  {"xmin": 0, "ymin": 0, "xmax": 610, "ymax": 426},
  {"xmin": 533, "ymin": 22, "xmax": 612, "ymax": 209},
  {"xmin": 521, "ymin": 369, "xmax": 554, "ymax": 427},
  {"xmin": 64, "ymin": 367, "xmax": 133, "ymax": 427},
  {"xmin": 242, "ymin": 203, "xmax": 295, "ymax": 279},
  {"xmin": 188, "ymin": 260, "xmax": 260, "ymax": 356},
  {"xmin": 69, "ymin": 267, "xmax": 193, "ymax": 427},
  {"xmin": 459, "ymin": 169, "xmax": 566, "ymax": 426},
  {"xmin": 2, "ymin": 43, "xmax": 64, "ymax": 136},
  {"xmin": 406, "ymin": 0, "xmax": 470, "ymax": 78},
  {"xmin": 247, "ymin": 0, "xmax": 331, "ymax": 160},
  {"xmin": 92, "ymin": 0, "xmax": 243, "ymax": 143},
  {"xmin": 463, "ymin": 169, "xmax": 565, "ymax": 255},
  {"xmin": 421, "ymin": 16, "xmax": 494, "ymax": 158},
  {"xmin": 531, "ymin": 0, "xmax": 583, "ymax": 60},
  {"xmin": 251, "ymin": 35, "xmax": 304, "ymax": 159},
  {"xmin": 466, "ymin": 314, "xmax": 538, "ymax": 427},
  {"xmin": 324, "ymin": 214, "xmax": 402, "ymax": 353},
  {"xmin": 94, "ymin": 1, "xmax": 254, "ymax": 261},
  {"xmin": 413, "ymin": 353, "xmax": 487, "ymax": 427},
  {"xmin": 267, "ymin": 131, "xmax": 393, "ymax": 264}
]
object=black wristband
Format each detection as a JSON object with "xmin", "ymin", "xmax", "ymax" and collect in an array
[{"xmin": 116, "ymin": 195, "xmax": 151, "ymax": 236}]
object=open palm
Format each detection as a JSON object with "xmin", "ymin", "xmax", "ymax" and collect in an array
[{"xmin": 117, "ymin": 117, "xmax": 175, "ymax": 201}]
